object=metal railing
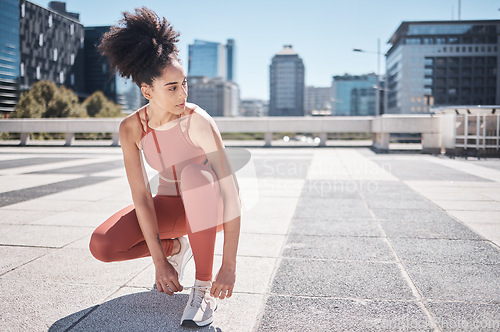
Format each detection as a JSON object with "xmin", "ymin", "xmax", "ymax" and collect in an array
[{"xmin": 433, "ymin": 106, "xmax": 500, "ymax": 157}]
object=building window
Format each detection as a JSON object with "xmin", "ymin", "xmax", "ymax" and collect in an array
[
  {"xmin": 59, "ymin": 72, "xmax": 64, "ymax": 83},
  {"xmin": 70, "ymin": 53, "xmax": 75, "ymax": 65},
  {"xmin": 70, "ymin": 24, "xmax": 74, "ymax": 36},
  {"xmin": 48, "ymin": 15, "xmax": 53, "ymax": 27},
  {"xmin": 21, "ymin": 3, "xmax": 25, "ymax": 17},
  {"xmin": 70, "ymin": 74, "xmax": 75, "ymax": 86},
  {"xmin": 80, "ymin": 37, "xmax": 84, "ymax": 49},
  {"xmin": 53, "ymin": 48, "xmax": 58, "ymax": 61},
  {"xmin": 20, "ymin": 63, "xmax": 24, "ymax": 77},
  {"xmin": 39, "ymin": 33, "xmax": 43, "ymax": 47},
  {"xmin": 36, "ymin": 66, "xmax": 41, "ymax": 80},
  {"xmin": 406, "ymin": 38, "xmax": 421, "ymax": 45}
]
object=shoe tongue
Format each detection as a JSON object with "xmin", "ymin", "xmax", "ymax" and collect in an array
[{"xmin": 195, "ymin": 279, "xmax": 212, "ymax": 287}]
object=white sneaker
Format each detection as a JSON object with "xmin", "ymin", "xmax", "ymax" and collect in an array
[
  {"xmin": 180, "ymin": 279, "xmax": 217, "ymax": 327},
  {"xmin": 167, "ymin": 236, "xmax": 192, "ymax": 282}
]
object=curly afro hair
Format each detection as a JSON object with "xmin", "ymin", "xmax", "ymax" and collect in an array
[{"xmin": 98, "ymin": 7, "xmax": 180, "ymax": 87}]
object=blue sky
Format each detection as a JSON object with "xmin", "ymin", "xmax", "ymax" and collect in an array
[{"xmin": 30, "ymin": 0, "xmax": 498, "ymax": 100}]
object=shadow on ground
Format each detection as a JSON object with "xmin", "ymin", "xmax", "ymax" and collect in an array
[{"xmin": 49, "ymin": 291, "xmax": 222, "ymax": 332}]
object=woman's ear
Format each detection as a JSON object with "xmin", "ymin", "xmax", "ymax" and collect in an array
[{"xmin": 141, "ymin": 84, "xmax": 152, "ymax": 100}]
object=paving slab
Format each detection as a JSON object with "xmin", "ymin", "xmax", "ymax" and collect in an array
[
  {"xmin": 378, "ymin": 217, "xmax": 485, "ymax": 240},
  {"xmin": 271, "ymin": 258, "xmax": 415, "ymax": 300},
  {"xmin": 0, "ymin": 278, "xmax": 116, "ymax": 332},
  {"xmin": 403, "ymin": 262, "xmax": 500, "ymax": 302},
  {"xmin": 289, "ymin": 217, "xmax": 382, "ymax": 237},
  {"xmin": 426, "ymin": 301, "xmax": 500, "ymax": 332},
  {"xmin": 0, "ymin": 224, "xmax": 93, "ymax": 248},
  {"xmin": 282, "ymin": 234, "xmax": 395, "ymax": 261},
  {"xmin": 390, "ymin": 238, "xmax": 500, "ymax": 264},
  {"xmin": 258, "ymin": 296, "xmax": 433, "ymax": 331}
]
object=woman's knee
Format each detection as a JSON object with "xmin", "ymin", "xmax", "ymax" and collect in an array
[{"xmin": 89, "ymin": 232, "xmax": 115, "ymax": 263}]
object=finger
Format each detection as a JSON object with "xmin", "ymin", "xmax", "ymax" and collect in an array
[
  {"xmin": 163, "ymin": 283, "xmax": 174, "ymax": 295},
  {"xmin": 219, "ymin": 289, "xmax": 227, "ymax": 300},
  {"xmin": 172, "ymin": 277, "xmax": 183, "ymax": 292},
  {"xmin": 210, "ymin": 284, "xmax": 221, "ymax": 298},
  {"xmin": 156, "ymin": 282, "xmax": 164, "ymax": 293},
  {"xmin": 226, "ymin": 287, "xmax": 233, "ymax": 298}
]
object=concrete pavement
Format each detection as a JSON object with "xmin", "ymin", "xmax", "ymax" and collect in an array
[{"xmin": 0, "ymin": 143, "xmax": 499, "ymax": 331}]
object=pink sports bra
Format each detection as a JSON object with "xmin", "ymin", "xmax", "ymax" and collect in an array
[{"xmin": 136, "ymin": 106, "xmax": 209, "ymax": 196}]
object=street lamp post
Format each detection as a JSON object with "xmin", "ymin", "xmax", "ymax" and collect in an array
[{"xmin": 353, "ymin": 38, "xmax": 383, "ymax": 117}]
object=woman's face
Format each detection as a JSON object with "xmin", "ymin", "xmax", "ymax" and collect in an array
[{"xmin": 142, "ymin": 59, "xmax": 188, "ymax": 115}]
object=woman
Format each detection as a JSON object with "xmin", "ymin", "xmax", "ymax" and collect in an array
[{"xmin": 88, "ymin": 7, "xmax": 242, "ymax": 328}]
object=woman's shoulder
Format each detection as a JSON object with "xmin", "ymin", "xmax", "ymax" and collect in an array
[
  {"xmin": 187, "ymin": 103, "xmax": 216, "ymax": 127},
  {"xmin": 121, "ymin": 105, "xmax": 146, "ymax": 127}
]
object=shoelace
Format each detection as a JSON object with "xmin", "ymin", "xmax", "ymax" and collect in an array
[
  {"xmin": 188, "ymin": 285, "xmax": 211, "ymax": 308},
  {"xmin": 152, "ymin": 284, "xmax": 210, "ymax": 292}
]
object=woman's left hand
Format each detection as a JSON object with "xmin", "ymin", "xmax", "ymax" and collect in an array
[{"xmin": 210, "ymin": 264, "xmax": 236, "ymax": 300}]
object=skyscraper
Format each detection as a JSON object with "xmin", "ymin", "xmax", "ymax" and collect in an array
[
  {"xmin": 226, "ymin": 39, "xmax": 235, "ymax": 81},
  {"xmin": 18, "ymin": 0, "xmax": 85, "ymax": 96},
  {"xmin": 0, "ymin": 0, "xmax": 86, "ymax": 115},
  {"xmin": 386, "ymin": 20, "xmax": 500, "ymax": 114},
  {"xmin": 269, "ymin": 45, "xmax": 305, "ymax": 116},
  {"xmin": 188, "ymin": 39, "xmax": 235, "ymax": 81},
  {"xmin": 0, "ymin": 0, "xmax": 20, "ymax": 113}
]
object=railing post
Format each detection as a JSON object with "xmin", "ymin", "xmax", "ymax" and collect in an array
[
  {"xmin": 112, "ymin": 132, "xmax": 120, "ymax": 146},
  {"xmin": 20, "ymin": 132, "xmax": 30, "ymax": 146},
  {"xmin": 65, "ymin": 133, "xmax": 74, "ymax": 146},
  {"xmin": 264, "ymin": 132, "xmax": 272, "ymax": 147},
  {"xmin": 319, "ymin": 132, "xmax": 327, "ymax": 146}
]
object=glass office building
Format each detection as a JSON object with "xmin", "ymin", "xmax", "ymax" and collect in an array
[
  {"xmin": 188, "ymin": 40, "xmax": 227, "ymax": 79},
  {"xmin": 386, "ymin": 20, "xmax": 500, "ymax": 114},
  {"xmin": 331, "ymin": 74, "xmax": 377, "ymax": 116},
  {"xmin": 0, "ymin": 0, "xmax": 20, "ymax": 113},
  {"xmin": 269, "ymin": 45, "xmax": 305, "ymax": 116}
]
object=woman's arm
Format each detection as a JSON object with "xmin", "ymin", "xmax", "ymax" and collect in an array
[{"xmin": 119, "ymin": 117, "xmax": 182, "ymax": 295}]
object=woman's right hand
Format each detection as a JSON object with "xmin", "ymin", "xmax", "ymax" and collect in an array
[{"xmin": 155, "ymin": 260, "xmax": 183, "ymax": 295}]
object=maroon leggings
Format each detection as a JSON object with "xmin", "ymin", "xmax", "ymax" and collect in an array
[{"xmin": 89, "ymin": 163, "xmax": 224, "ymax": 281}]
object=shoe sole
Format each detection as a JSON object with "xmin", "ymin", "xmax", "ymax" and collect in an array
[{"xmin": 180, "ymin": 303, "xmax": 217, "ymax": 327}]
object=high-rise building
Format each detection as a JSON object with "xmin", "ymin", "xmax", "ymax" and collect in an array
[
  {"xmin": 269, "ymin": 45, "xmax": 305, "ymax": 116},
  {"xmin": 19, "ymin": 0, "xmax": 85, "ymax": 96},
  {"xmin": 0, "ymin": 0, "xmax": 86, "ymax": 114},
  {"xmin": 226, "ymin": 39, "xmax": 236, "ymax": 81},
  {"xmin": 187, "ymin": 76, "xmax": 240, "ymax": 117},
  {"xmin": 331, "ymin": 74, "xmax": 377, "ymax": 116},
  {"xmin": 188, "ymin": 39, "xmax": 236, "ymax": 81},
  {"xmin": 0, "ymin": 0, "xmax": 21, "ymax": 113},
  {"xmin": 386, "ymin": 20, "xmax": 500, "ymax": 114},
  {"xmin": 305, "ymin": 86, "xmax": 331, "ymax": 116}
]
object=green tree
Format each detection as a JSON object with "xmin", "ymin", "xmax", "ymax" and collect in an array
[
  {"xmin": 83, "ymin": 91, "xmax": 124, "ymax": 118},
  {"xmin": 12, "ymin": 80, "xmax": 88, "ymax": 118}
]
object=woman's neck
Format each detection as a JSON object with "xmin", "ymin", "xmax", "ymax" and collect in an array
[{"xmin": 146, "ymin": 103, "xmax": 180, "ymax": 127}]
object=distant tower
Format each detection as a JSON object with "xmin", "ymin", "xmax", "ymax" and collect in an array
[
  {"xmin": 269, "ymin": 45, "xmax": 305, "ymax": 116},
  {"xmin": 226, "ymin": 39, "xmax": 235, "ymax": 81}
]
